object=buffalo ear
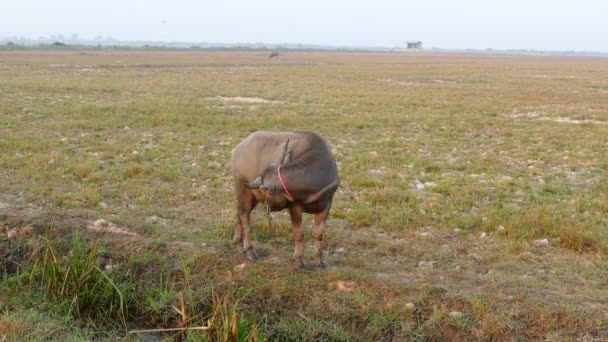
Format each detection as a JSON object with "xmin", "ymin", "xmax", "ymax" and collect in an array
[{"xmin": 247, "ymin": 177, "xmax": 262, "ymax": 189}]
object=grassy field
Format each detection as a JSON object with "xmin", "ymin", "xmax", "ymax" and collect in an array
[{"xmin": 1, "ymin": 50, "xmax": 608, "ymax": 341}]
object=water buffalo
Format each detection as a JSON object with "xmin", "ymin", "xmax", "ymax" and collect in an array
[
  {"xmin": 231, "ymin": 131, "xmax": 339, "ymax": 268},
  {"xmin": 268, "ymin": 50, "xmax": 279, "ymax": 60}
]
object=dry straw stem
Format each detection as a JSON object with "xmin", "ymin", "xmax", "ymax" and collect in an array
[{"xmin": 128, "ymin": 327, "xmax": 210, "ymax": 334}]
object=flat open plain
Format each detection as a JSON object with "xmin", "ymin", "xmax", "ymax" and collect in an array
[{"xmin": 1, "ymin": 50, "xmax": 608, "ymax": 340}]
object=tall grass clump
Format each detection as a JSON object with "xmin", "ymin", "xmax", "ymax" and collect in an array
[
  {"xmin": 28, "ymin": 231, "xmax": 131, "ymax": 331},
  {"xmin": 205, "ymin": 288, "xmax": 265, "ymax": 342}
]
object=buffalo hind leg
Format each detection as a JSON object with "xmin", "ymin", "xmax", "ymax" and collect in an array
[
  {"xmin": 235, "ymin": 189, "xmax": 259, "ymax": 261},
  {"xmin": 312, "ymin": 208, "xmax": 330, "ymax": 269},
  {"xmin": 289, "ymin": 205, "xmax": 306, "ymax": 269}
]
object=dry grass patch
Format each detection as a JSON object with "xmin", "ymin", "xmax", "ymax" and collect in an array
[{"xmin": 0, "ymin": 317, "xmax": 23, "ymax": 339}]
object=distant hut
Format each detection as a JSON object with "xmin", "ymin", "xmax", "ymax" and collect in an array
[{"xmin": 406, "ymin": 41, "xmax": 422, "ymax": 50}]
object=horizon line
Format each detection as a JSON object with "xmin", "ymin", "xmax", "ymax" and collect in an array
[{"xmin": 2, "ymin": 36, "xmax": 608, "ymax": 55}]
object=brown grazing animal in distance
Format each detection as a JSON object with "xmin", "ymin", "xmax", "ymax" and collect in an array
[{"xmin": 231, "ymin": 131, "xmax": 339, "ymax": 269}]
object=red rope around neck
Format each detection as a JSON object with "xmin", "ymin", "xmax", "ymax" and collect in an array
[{"xmin": 277, "ymin": 165, "xmax": 295, "ymax": 202}]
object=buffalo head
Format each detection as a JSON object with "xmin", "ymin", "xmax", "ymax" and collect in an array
[{"xmin": 246, "ymin": 165, "xmax": 292, "ymax": 206}]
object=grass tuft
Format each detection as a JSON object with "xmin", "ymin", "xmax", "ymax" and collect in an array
[{"xmin": 30, "ymin": 231, "xmax": 131, "ymax": 327}]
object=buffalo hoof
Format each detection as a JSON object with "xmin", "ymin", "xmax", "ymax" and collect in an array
[
  {"xmin": 312, "ymin": 262, "xmax": 327, "ymax": 270},
  {"xmin": 294, "ymin": 259, "xmax": 309, "ymax": 270},
  {"xmin": 297, "ymin": 263, "xmax": 310, "ymax": 271},
  {"xmin": 246, "ymin": 249, "xmax": 260, "ymax": 261}
]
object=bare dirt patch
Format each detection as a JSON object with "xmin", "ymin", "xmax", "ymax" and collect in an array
[
  {"xmin": 506, "ymin": 111, "xmax": 608, "ymax": 125},
  {"xmin": 377, "ymin": 78, "xmax": 421, "ymax": 86},
  {"xmin": 86, "ymin": 219, "xmax": 138, "ymax": 236},
  {"xmin": 211, "ymin": 96, "xmax": 285, "ymax": 104},
  {"xmin": 377, "ymin": 78, "xmax": 456, "ymax": 86},
  {"xmin": 329, "ymin": 280, "xmax": 357, "ymax": 293},
  {"xmin": 0, "ymin": 200, "xmax": 138, "ymax": 238}
]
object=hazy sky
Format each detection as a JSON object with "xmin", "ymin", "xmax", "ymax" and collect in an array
[{"xmin": 2, "ymin": 0, "xmax": 607, "ymax": 51}]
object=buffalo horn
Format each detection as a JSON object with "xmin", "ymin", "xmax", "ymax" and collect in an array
[{"xmin": 247, "ymin": 177, "xmax": 262, "ymax": 189}]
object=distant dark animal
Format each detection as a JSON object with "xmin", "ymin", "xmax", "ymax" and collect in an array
[
  {"xmin": 231, "ymin": 131, "xmax": 339, "ymax": 268},
  {"xmin": 268, "ymin": 51, "xmax": 280, "ymax": 60}
]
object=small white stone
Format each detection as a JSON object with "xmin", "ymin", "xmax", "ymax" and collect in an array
[
  {"xmin": 497, "ymin": 175, "xmax": 512, "ymax": 183},
  {"xmin": 449, "ymin": 311, "xmax": 463, "ymax": 319},
  {"xmin": 480, "ymin": 232, "xmax": 487, "ymax": 239},
  {"xmin": 414, "ymin": 180, "xmax": 425, "ymax": 190},
  {"xmin": 418, "ymin": 261, "xmax": 435, "ymax": 269},
  {"xmin": 533, "ymin": 238, "xmax": 550, "ymax": 247},
  {"xmin": 207, "ymin": 161, "xmax": 221, "ymax": 169},
  {"xmin": 7, "ymin": 229, "xmax": 18, "ymax": 239},
  {"xmin": 98, "ymin": 202, "xmax": 108, "ymax": 209},
  {"xmin": 145, "ymin": 216, "xmax": 159, "ymax": 224},
  {"xmin": 405, "ymin": 303, "xmax": 416, "ymax": 311},
  {"xmin": 497, "ymin": 225, "xmax": 505, "ymax": 231},
  {"xmin": 94, "ymin": 219, "xmax": 108, "ymax": 226},
  {"xmin": 234, "ymin": 263, "xmax": 247, "ymax": 272}
]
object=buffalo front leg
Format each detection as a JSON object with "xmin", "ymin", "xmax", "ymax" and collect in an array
[
  {"xmin": 289, "ymin": 205, "xmax": 306, "ymax": 268},
  {"xmin": 241, "ymin": 213, "xmax": 259, "ymax": 261},
  {"xmin": 234, "ymin": 213, "xmax": 244, "ymax": 253},
  {"xmin": 235, "ymin": 191, "xmax": 258, "ymax": 261},
  {"xmin": 312, "ymin": 208, "xmax": 329, "ymax": 269}
]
